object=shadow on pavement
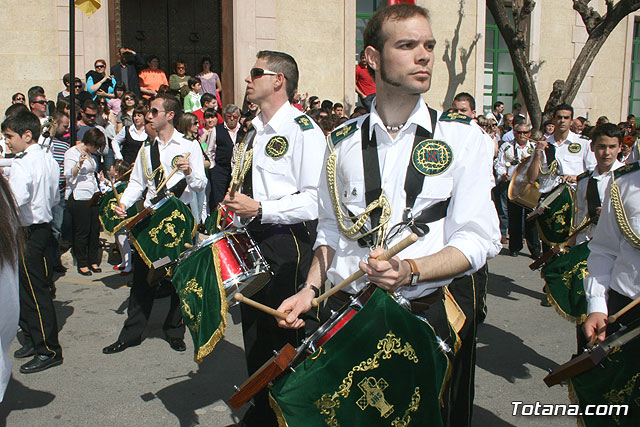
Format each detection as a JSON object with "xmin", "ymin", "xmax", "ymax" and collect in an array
[
  {"xmin": 0, "ymin": 376, "xmax": 55, "ymax": 425},
  {"xmin": 487, "ymin": 271, "xmax": 546, "ymax": 302},
  {"xmin": 476, "ymin": 323, "xmax": 557, "ymax": 383},
  {"xmin": 472, "ymin": 405, "xmax": 516, "ymax": 427},
  {"xmin": 54, "ymin": 300, "xmax": 74, "ymax": 332},
  {"xmin": 148, "ymin": 339, "xmax": 247, "ymax": 426},
  {"xmin": 99, "ymin": 273, "xmax": 131, "ymax": 290}
]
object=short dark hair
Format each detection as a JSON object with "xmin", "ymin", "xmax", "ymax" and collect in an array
[
  {"xmin": 321, "ymin": 100, "xmax": 333, "ymax": 112},
  {"xmin": 53, "ymin": 111, "xmax": 69, "ymax": 123},
  {"xmin": 333, "ymin": 103, "xmax": 343, "ymax": 110},
  {"xmin": 28, "ymin": 86, "xmax": 45, "ymax": 103},
  {"xmin": 147, "ymin": 55, "xmax": 159, "ymax": 64},
  {"xmin": 132, "ymin": 106, "xmax": 146, "ymax": 117},
  {"xmin": 12, "ymin": 92, "xmax": 25, "ymax": 102},
  {"xmin": 591, "ymin": 123, "xmax": 622, "ymax": 145},
  {"xmin": 576, "ymin": 116, "xmax": 587, "ymax": 125},
  {"xmin": 5, "ymin": 103, "xmax": 29, "ymax": 118},
  {"xmin": 201, "ymin": 93, "xmax": 216, "ymax": 106},
  {"xmin": 493, "ymin": 101, "xmax": 504, "ymax": 110},
  {"xmin": 1, "ymin": 110, "xmax": 41, "ymax": 140},
  {"xmin": 62, "ymin": 73, "xmax": 71, "ymax": 86},
  {"xmin": 82, "ymin": 100, "xmax": 98, "ymax": 111},
  {"xmin": 200, "ymin": 56, "xmax": 213, "ymax": 68},
  {"xmin": 256, "ymin": 50, "xmax": 299, "ymax": 101},
  {"xmin": 188, "ymin": 77, "xmax": 201, "ymax": 89},
  {"xmin": 154, "ymin": 93, "xmax": 181, "ymax": 122},
  {"xmin": 627, "ymin": 114, "xmax": 635, "ymax": 121},
  {"xmin": 513, "ymin": 102, "xmax": 522, "ymax": 111},
  {"xmin": 204, "ymin": 108, "xmax": 218, "ymax": 119},
  {"xmin": 553, "ymin": 103, "xmax": 574, "ymax": 118},
  {"xmin": 82, "ymin": 128, "xmax": 106, "ymax": 150},
  {"xmin": 512, "ymin": 115, "xmax": 526, "ymax": 127},
  {"xmin": 454, "ymin": 92, "xmax": 476, "ymax": 111}
]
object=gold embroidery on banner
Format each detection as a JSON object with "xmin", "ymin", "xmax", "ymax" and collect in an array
[
  {"xmin": 148, "ymin": 209, "xmax": 186, "ymax": 247},
  {"xmin": 391, "ymin": 387, "xmax": 421, "ymax": 427},
  {"xmin": 561, "ymin": 260, "xmax": 588, "ymax": 290},
  {"xmin": 314, "ymin": 331, "xmax": 419, "ymax": 426},
  {"xmin": 545, "ymin": 202, "xmax": 571, "ymax": 231},
  {"xmin": 603, "ymin": 372, "xmax": 640, "ymax": 424},
  {"xmin": 356, "ymin": 377, "xmax": 393, "ymax": 418}
]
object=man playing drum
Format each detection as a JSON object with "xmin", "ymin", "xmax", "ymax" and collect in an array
[
  {"xmin": 103, "ymin": 94, "xmax": 207, "ymax": 354},
  {"xmin": 222, "ymin": 51, "xmax": 326, "ymax": 426},
  {"xmin": 277, "ymin": 5, "xmax": 501, "ymax": 426}
]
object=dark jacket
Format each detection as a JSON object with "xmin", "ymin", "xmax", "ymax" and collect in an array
[{"xmin": 110, "ymin": 53, "xmax": 145, "ymax": 97}]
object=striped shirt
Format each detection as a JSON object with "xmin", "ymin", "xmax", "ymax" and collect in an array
[{"xmin": 49, "ymin": 137, "xmax": 70, "ymax": 191}]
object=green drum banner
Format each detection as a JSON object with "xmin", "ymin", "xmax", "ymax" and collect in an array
[
  {"xmin": 269, "ymin": 288, "xmax": 450, "ymax": 427},
  {"xmin": 129, "ymin": 197, "xmax": 197, "ymax": 267},
  {"xmin": 569, "ymin": 338, "xmax": 640, "ymax": 426},
  {"xmin": 536, "ymin": 186, "xmax": 575, "ymax": 246},
  {"xmin": 171, "ymin": 242, "xmax": 228, "ymax": 363},
  {"xmin": 204, "ymin": 210, "xmax": 221, "ymax": 236},
  {"xmin": 542, "ymin": 241, "xmax": 589, "ymax": 324},
  {"xmin": 98, "ymin": 182, "xmax": 139, "ymax": 235}
]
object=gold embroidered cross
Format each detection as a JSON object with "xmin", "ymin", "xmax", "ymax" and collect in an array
[{"xmin": 356, "ymin": 377, "xmax": 394, "ymax": 418}]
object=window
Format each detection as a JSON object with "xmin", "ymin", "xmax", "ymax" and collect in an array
[
  {"xmin": 356, "ymin": 0, "xmax": 384, "ymax": 57},
  {"xmin": 484, "ymin": 9, "xmax": 518, "ymax": 115},
  {"xmin": 629, "ymin": 21, "xmax": 640, "ymax": 116}
]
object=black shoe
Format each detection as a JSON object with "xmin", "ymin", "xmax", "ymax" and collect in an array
[
  {"xmin": 89, "ymin": 265, "xmax": 102, "ymax": 273},
  {"xmin": 102, "ymin": 340, "xmax": 139, "ymax": 354},
  {"xmin": 540, "ymin": 299, "xmax": 551, "ymax": 307},
  {"xmin": 167, "ymin": 338, "xmax": 186, "ymax": 352},
  {"xmin": 14, "ymin": 345, "xmax": 35, "ymax": 359},
  {"xmin": 509, "ymin": 250, "xmax": 518, "ymax": 257},
  {"xmin": 19, "ymin": 354, "xmax": 63, "ymax": 374},
  {"xmin": 77, "ymin": 267, "xmax": 92, "ymax": 276},
  {"xmin": 53, "ymin": 265, "xmax": 67, "ymax": 273}
]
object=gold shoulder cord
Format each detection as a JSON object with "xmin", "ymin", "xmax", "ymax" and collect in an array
[
  {"xmin": 610, "ymin": 174, "xmax": 640, "ymax": 249},
  {"xmin": 230, "ymin": 139, "xmax": 253, "ymax": 189},
  {"xmin": 140, "ymin": 145, "xmax": 165, "ymax": 182},
  {"xmin": 325, "ymin": 135, "xmax": 391, "ymax": 243},
  {"xmin": 539, "ymin": 159, "xmax": 558, "ymax": 176}
]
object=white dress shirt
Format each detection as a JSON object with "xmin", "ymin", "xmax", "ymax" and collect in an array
[
  {"xmin": 64, "ymin": 146, "xmax": 99, "ymax": 200},
  {"xmin": 585, "ymin": 166, "xmax": 640, "ymax": 315},
  {"xmin": 9, "ymin": 144, "xmax": 60, "ymax": 226},
  {"xmin": 494, "ymin": 140, "xmax": 536, "ymax": 180},
  {"xmin": 111, "ymin": 125, "xmax": 147, "ymax": 160},
  {"xmin": 119, "ymin": 129, "xmax": 207, "ymax": 209},
  {"xmin": 237, "ymin": 101, "xmax": 326, "ymax": 224},
  {"xmin": 574, "ymin": 160, "xmax": 624, "ymax": 244},
  {"xmin": 501, "ymin": 129, "xmax": 515, "ymax": 144},
  {"xmin": 538, "ymin": 132, "xmax": 596, "ymax": 193},
  {"xmin": 315, "ymin": 99, "xmax": 502, "ymax": 299}
]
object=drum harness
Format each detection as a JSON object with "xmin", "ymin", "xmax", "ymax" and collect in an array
[
  {"xmin": 140, "ymin": 139, "xmax": 189, "ymax": 204},
  {"xmin": 327, "ymin": 111, "xmax": 450, "ymax": 250}
]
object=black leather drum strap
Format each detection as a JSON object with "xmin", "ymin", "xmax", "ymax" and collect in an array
[
  {"xmin": 586, "ymin": 175, "xmax": 601, "ymax": 223},
  {"xmin": 545, "ymin": 143, "xmax": 556, "ymax": 166},
  {"xmin": 361, "ymin": 117, "xmax": 383, "ymax": 236},
  {"xmin": 150, "ymin": 140, "xmax": 163, "ymax": 189},
  {"xmin": 403, "ymin": 107, "xmax": 438, "ymax": 212},
  {"xmin": 241, "ymin": 128, "xmax": 257, "ymax": 198}
]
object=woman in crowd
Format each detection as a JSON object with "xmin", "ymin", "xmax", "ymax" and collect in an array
[
  {"xmin": 112, "ymin": 106, "xmax": 147, "ymax": 165},
  {"xmin": 169, "ymin": 61, "xmax": 191, "ymax": 103},
  {"xmin": 139, "ymin": 55, "xmax": 168, "ymax": 99},
  {"xmin": 11, "ymin": 92, "xmax": 26, "ymax": 105},
  {"xmin": 64, "ymin": 128, "xmax": 106, "ymax": 276},
  {"xmin": 86, "ymin": 59, "xmax": 116, "ymax": 101},
  {"xmin": 177, "ymin": 112, "xmax": 209, "ymax": 225},
  {"xmin": 195, "ymin": 56, "xmax": 222, "ymax": 107},
  {"xmin": 107, "ymin": 83, "xmax": 126, "ymax": 125},
  {"xmin": 116, "ymin": 91, "xmax": 137, "ymax": 133},
  {"xmin": 0, "ymin": 174, "xmax": 22, "ymax": 401}
]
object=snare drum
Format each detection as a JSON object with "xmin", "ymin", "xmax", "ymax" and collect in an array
[{"xmin": 178, "ymin": 228, "xmax": 271, "ymax": 305}]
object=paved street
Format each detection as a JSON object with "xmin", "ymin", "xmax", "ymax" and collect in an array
[{"xmin": 1, "ymin": 237, "xmax": 580, "ymax": 426}]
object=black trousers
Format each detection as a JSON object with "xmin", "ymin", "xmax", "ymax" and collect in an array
[
  {"xmin": 447, "ymin": 265, "xmax": 488, "ymax": 427},
  {"xmin": 67, "ymin": 195, "xmax": 101, "ymax": 268},
  {"xmin": 117, "ymin": 250, "xmax": 185, "ymax": 344},
  {"xmin": 507, "ymin": 200, "xmax": 541, "ymax": 256},
  {"xmin": 208, "ymin": 165, "xmax": 231, "ymax": 211},
  {"xmin": 19, "ymin": 224, "xmax": 61, "ymax": 358},
  {"xmin": 240, "ymin": 223, "xmax": 314, "ymax": 427}
]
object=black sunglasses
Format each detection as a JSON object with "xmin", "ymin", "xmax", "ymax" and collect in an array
[
  {"xmin": 516, "ymin": 130, "xmax": 531, "ymax": 135},
  {"xmin": 84, "ymin": 112, "xmax": 97, "ymax": 118},
  {"xmin": 32, "ymin": 100, "xmax": 47, "ymax": 104},
  {"xmin": 250, "ymin": 67, "xmax": 278, "ymax": 80},
  {"xmin": 95, "ymin": 64, "xmax": 106, "ymax": 68},
  {"xmin": 14, "ymin": 97, "xmax": 24, "ymax": 101},
  {"xmin": 150, "ymin": 108, "xmax": 166, "ymax": 116},
  {"xmin": 124, "ymin": 97, "xmax": 134, "ymax": 101}
]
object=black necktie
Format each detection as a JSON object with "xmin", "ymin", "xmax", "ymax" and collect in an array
[{"xmin": 586, "ymin": 176, "xmax": 601, "ymax": 222}]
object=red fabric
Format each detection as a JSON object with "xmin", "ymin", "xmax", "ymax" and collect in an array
[
  {"xmin": 387, "ymin": 0, "xmax": 415, "ymax": 4},
  {"xmin": 193, "ymin": 109, "xmax": 223, "ymax": 130},
  {"xmin": 356, "ymin": 64, "xmax": 376, "ymax": 96}
]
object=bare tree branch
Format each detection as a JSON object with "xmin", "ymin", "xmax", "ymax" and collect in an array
[{"xmin": 573, "ymin": 0, "xmax": 603, "ymax": 33}]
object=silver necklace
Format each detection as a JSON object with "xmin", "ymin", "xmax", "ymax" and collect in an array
[{"xmin": 384, "ymin": 122, "xmax": 405, "ymax": 132}]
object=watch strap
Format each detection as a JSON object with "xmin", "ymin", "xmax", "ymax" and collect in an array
[{"xmin": 406, "ymin": 259, "xmax": 419, "ymax": 286}]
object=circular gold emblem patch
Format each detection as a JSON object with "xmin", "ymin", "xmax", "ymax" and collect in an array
[
  {"xmin": 527, "ymin": 146, "xmax": 534, "ymax": 155},
  {"xmin": 568, "ymin": 142, "xmax": 582, "ymax": 154},
  {"xmin": 171, "ymin": 155, "xmax": 185, "ymax": 168},
  {"xmin": 412, "ymin": 139, "xmax": 453, "ymax": 176},
  {"xmin": 265, "ymin": 136, "xmax": 288, "ymax": 158}
]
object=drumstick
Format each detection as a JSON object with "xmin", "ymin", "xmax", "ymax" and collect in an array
[
  {"xmin": 607, "ymin": 295, "xmax": 640, "ymax": 324},
  {"xmin": 234, "ymin": 293, "xmax": 288, "ymax": 320},
  {"xmin": 311, "ymin": 233, "xmax": 419, "ymax": 307},
  {"xmin": 115, "ymin": 168, "xmax": 132, "ymax": 182},
  {"xmin": 155, "ymin": 152, "xmax": 191, "ymax": 195}
]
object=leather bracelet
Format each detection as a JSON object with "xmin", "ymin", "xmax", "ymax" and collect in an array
[{"xmin": 298, "ymin": 282, "xmax": 320, "ymax": 298}]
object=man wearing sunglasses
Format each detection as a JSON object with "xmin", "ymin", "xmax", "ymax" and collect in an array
[
  {"xmin": 223, "ymin": 50, "xmax": 325, "ymax": 426},
  {"xmin": 277, "ymin": 5, "xmax": 501, "ymax": 426},
  {"xmin": 105, "ymin": 94, "xmax": 207, "ymax": 355},
  {"xmin": 29, "ymin": 93, "xmax": 48, "ymax": 123}
]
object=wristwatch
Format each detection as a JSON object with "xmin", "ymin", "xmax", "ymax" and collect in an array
[
  {"xmin": 256, "ymin": 202, "xmax": 263, "ymax": 221},
  {"xmin": 298, "ymin": 282, "xmax": 320, "ymax": 298},
  {"xmin": 405, "ymin": 259, "xmax": 420, "ymax": 287}
]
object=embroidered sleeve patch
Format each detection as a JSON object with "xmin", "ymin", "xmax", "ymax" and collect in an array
[
  {"xmin": 294, "ymin": 115, "xmax": 314, "ymax": 131},
  {"xmin": 568, "ymin": 142, "xmax": 582, "ymax": 153},
  {"xmin": 412, "ymin": 139, "xmax": 454, "ymax": 176},
  {"xmin": 171, "ymin": 155, "xmax": 185, "ymax": 168},
  {"xmin": 439, "ymin": 111, "xmax": 472, "ymax": 125},
  {"xmin": 330, "ymin": 123, "xmax": 358, "ymax": 146},
  {"xmin": 265, "ymin": 136, "xmax": 289, "ymax": 158}
]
